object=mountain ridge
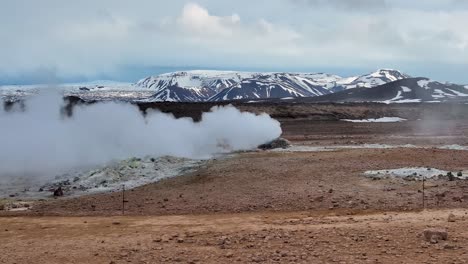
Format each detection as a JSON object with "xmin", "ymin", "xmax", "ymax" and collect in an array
[
  {"xmin": 3, "ymin": 69, "xmax": 468, "ymax": 103},
  {"xmin": 137, "ymin": 69, "xmax": 410, "ymax": 102}
]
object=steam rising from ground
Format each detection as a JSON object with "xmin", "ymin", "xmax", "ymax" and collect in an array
[{"xmin": 0, "ymin": 92, "xmax": 281, "ymax": 180}]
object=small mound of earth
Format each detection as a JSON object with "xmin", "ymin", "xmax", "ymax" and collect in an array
[
  {"xmin": 364, "ymin": 167, "xmax": 468, "ymax": 181},
  {"xmin": 258, "ymin": 138, "xmax": 291, "ymax": 150}
]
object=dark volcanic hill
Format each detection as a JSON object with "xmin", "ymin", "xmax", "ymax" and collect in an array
[{"xmin": 297, "ymin": 78, "xmax": 468, "ymax": 103}]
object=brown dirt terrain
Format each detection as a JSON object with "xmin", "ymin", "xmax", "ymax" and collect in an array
[
  {"xmin": 1, "ymin": 209, "xmax": 468, "ymax": 264},
  {"xmin": 1, "ymin": 102, "xmax": 468, "ymax": 263},
  {"xmin": 9, "ymin": 148, "xmax": 468, "ymax": 217}
]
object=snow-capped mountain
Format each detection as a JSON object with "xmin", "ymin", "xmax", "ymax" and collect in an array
[
  {"xmin": 6, "ymin": 69, "xmax": 466, "ymax": 104},
  {"xmin": 136, "ymin": 69, "xmax": 409, "ymax": 102},
  {"xmin": 208, "ymin": 73, "xmax": 337, "ymax": 101},
  {"xmin": 136, "ymin": 70, "xmax": 247, "ymax": 101},
  {"xmin": 335, "ymin": 69, "xmax": 410, "ymax": 90},
  {"xmin": 304, "ymin": 78, "xmax": 468, "ymax": 103}
]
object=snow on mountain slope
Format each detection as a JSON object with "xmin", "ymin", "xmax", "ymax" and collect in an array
[
  {"xmin": 336, "ymin": 69, "xmax": 411, "ymax": 90},
  {"xmin": 208, "ymin": 73, "xmax": 335, "ymax": 102},
  {"xmin": 304, "ymin": 78, "xmax": 468, "ymax": 103},
  {"xmin": 140, "ymin": 85, "xmax": 217, "ymax": 102},
  {"xmin": 1, "ymin": 69, "xmax": 411, "ymax": 103},
  {"xmin": 136, "ymin": 69, "xmax": 408, "ymax": 102},
  {"xmin": 136, "ymin": 71, "xmax": 248, "ymax": 92},
  {"xmin": 136, "ymin": 71, "xmax": 253, "ymax": 102},
  {"xmin": 0, "ymin": 69, "xmax": 414, "ymax": 102}
]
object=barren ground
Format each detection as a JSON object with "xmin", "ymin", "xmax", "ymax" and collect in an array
[
  {"xmin": 1, "ymin": 209, "xmax": 468, "ymax": 264},
  {"xmin": 1, "ymin": 103, "xmax": 468, "ymax": 263}
]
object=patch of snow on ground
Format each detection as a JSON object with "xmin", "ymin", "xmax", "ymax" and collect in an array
[
  {"xmin": 390, "ymin": 91, "xmax": 403, "ymax": 101},
  {"xmin": 439, "ymin": 145, "xmax": 468, "ymax": 151},
  {"xmin": 447, "ymin": 89, "xmax": 468, "ymax": 97},
  {"xmin": 364, "ymin": 167, "xmax": 468, "ymax": 180},
  {"xmin": 271, "ymin": 144, "xmax": 419, "ymax": 152},
  {"xmin": 401, "ymin": 86, "xmax": 412, "ymax": 92},
  {"xmin": 270, "ymin": 145, "xmax": 336, "ymax": 152},
  {"xmin": 393, "ymin": 99, "xmax": 422, "ymax": 103},
  {"xmin": 271, "ymin": 144, "xmax": 468, "ymax": 153},
  {"xmin": 341, "ymin": 117, "xmax": 407, "ymax": 123},
  {"xmin": 417, "ymin": 79, "xmax": 431, "ymax": 89}
]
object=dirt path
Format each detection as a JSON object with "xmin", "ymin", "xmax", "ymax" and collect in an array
[{"xmin": 1, "ymin": 209, "xmax": 468, "ymax": 263}]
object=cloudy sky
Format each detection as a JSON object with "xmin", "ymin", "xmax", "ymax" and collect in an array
[{"xmin": 1, "ymin": 0, "xmax": 468, "ymax": 84}]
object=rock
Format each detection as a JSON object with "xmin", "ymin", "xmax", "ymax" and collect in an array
[
  {"xmin": 444, "ymin": 244, "xmax": 456, "ymax": 250},
  {"xmin": 447, "ymin": 172, "xmax": 455, "ymax": 181},
  {"xmin": 258, "ymin": 138, "xmax": 291, "ymax": 150},
  {"xmin": 53, "ymin": 187, "xmax": 64, "ymax": 197},
  {"xmin": 423, "ymin": 228, "xmax": 448, "ymax": 243},
  {"xmin": 161, "ymin": 234, "xmax": 170, "ymax": 243},
  {"xmin": 218, "ymin": 236, "xmax": 230, "ymax": 245},
  {"xmin": 457, "ymin": 171, "xmax": 463, "ymax": 177},
  {"xmin": 448, "ymin": 213, "xmax": 456, "ymax": 222}
]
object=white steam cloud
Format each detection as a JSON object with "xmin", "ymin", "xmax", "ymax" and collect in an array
[{"xmin": 0, "ymin": 92, "xmax": 282, "ymax": 179}]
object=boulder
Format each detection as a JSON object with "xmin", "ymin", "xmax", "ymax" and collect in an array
[
  {"xmin": 53, "ymin": 187, "xmax": 64, "ymax": 197},
  {"xmin": 258, "ymin": 138, "xmax": 291, "ymax": 150},
  {"xmin": 423, "ymin": 228, "xmax": 448, "ymax": 243},
  {"xmin": 447, "ymin": 172, "xmax": 455, "ymax": 181},
  {"xmin": 448, "ymin": 213, "xmax": 457, "ymax": 223}
]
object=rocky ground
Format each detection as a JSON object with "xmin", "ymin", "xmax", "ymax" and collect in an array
[
  {"xmin": 1, "ymin": 209, "xmax": 468, "ymax": 263},
  {"xmin": 1, "ymin": 103, "xmax": 468, "ymax": 263},
  {"xmin": 4, "ymin": 147, "xmax": 467, "ymax": 217}
]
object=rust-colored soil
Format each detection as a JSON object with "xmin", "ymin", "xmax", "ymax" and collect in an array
[
  {"xmin": 11, "ymin": 148, "xmax": 468, "ymax": 217},
  {"xmin": 2, "ymin": 103, "xmax": 468, "ymax": 263},
  {"xmin": 1, "ymin": 209, "xmax": 468, "ymax": 263}
]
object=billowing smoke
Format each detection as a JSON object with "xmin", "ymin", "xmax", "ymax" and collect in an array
[{"xmin": 0, "ymin": 92, "xmax": 281, "ymax": 180}]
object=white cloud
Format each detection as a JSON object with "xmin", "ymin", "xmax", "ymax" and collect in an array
[
  {"xmin": 177, "ymin": 3, "xmax": 239, "ymax": 37},
  {"xmin": 173, "ymin": 2, "xmax": 301, "ymax": 54},
  {"xmin": 178, "ymin": 3, "xmax": 240, "ymax": 36}
]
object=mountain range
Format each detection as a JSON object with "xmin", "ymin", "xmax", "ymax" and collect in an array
[
  {"xmin": 135, "ymin": 69, "xmax": 413, "ymax": 102},
  {"xmin": 1, "ymin": 69, "xmax": 468, "ymax": 103}
]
